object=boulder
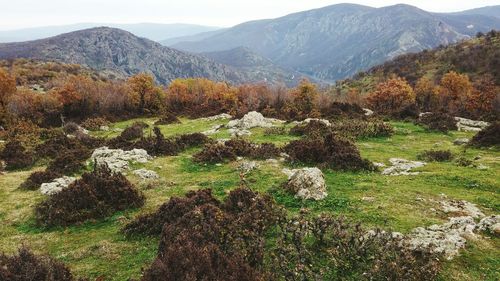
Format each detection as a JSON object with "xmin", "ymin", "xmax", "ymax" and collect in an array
[
  {"xmin": 283, "ymin": 168, "xmax": 328, "ymax": 200},
  {"xmin": 440, "ymin": 200, "xmax": 485, "ymax": 219},
  {"xmin": 40, "ymin": 176, "xmax": 77, "ymax": 195},
  {"xmin": 382, "ymin": 158, "xmax": 426, "ymax": 176},
  {"xmin": 133, "ymin": 169, "xmax": 160, "ymax": 180},
  {"xmin": 91, "ymin": 147, "xmax": 152, "ymax": 173},
  {"xmin": 238, "ymin": 161, "xmax": 259, "ymax": 173},
  {"xmin": 363, "ymin": 108, "xmax": 374, "ymax": 116},
  {"xmin": 455, "ymin": 117, "xmax": 490, "ymax": 132},
  {"xmin": 228, "ymin": 111, "xmax": 276, "ymax": 130}
]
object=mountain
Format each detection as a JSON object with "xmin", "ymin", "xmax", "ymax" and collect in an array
[
  {"xmin": 201, "ymin": 47, "xmax": 306, "ymax": 85},
  {"xmin": 161, "ymin": 29, "xmax": 227, "ymax": 46},
  {"xmin": 0, "ymin": 27, "xmax": 249, "ymax": 84},
  {"xmin": 171, "ymin": 4, "xmax": 500, "ymax": 82},
  {"xmin": 453, "ymin": 5, "xmax": 500, "ymax": 18},
  {"xmin": 0, "ymin": 23, "xmax": 221, "ymax": 43},
  {"xmin": 0, "ymin": 27, "xmax": 304, "ymax": 85}
]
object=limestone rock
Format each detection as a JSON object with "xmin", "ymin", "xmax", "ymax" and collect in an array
[
  {"xmin": 202, "ymin": 124, "xmax": 224, "ymax": 135},
  {"xmin": 453, "ymin": 138, "xmax": 469, "ymax": 145},
  {"xmin": 201, "ymin": 113, "xmax": 233, "ymax": 121},
  {"xmin": 133, "ymin": 169, "xmax": 160, "ymax": 180},
  {"xmin": 91, "ymin": 147, "xmax": 152, "ymax": 173},
  {"xmin": 382, "ymin": 158, "xmax": 426, "ymax": 176},
  {"xmin": 408, "ymin": 216, "xmax": 476, "ymax": 260},
  {"xmin": 363, "ymin": 108, "xmax": 374, "ymax": 116},
  {"xmin": 40, "ymin": 176, "xmax": 77, "ymax": 195},
  {"xmin": 284, "ymin": 168, "xmax": 328, "ymax": 201},
  {"xmin": 440, "ymin": 200, "xmax": 485, "ymax": 219},
  {"xmin": 455, "ymin": 117, "xmax": 490, "ymax": 132},
  {"xmin": 477, "ymin": 215, "xmax": 500, "ymax": 235},
  {"xmin": 238, "ymin": 161, "xmax": 259, "ymax": 173},
  {"xmin": 294, "ymin": 118, "xmax": 331, "ymax": 127},
  {"xmin": 99, "ymin": 125, "xmax": 110, "ymax": 131}
]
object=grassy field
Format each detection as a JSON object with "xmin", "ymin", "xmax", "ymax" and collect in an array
[{"xmin": 0, "ymin": 118, "xmax": 498, "ymax": 280}]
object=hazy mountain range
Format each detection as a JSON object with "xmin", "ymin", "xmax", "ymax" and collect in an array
[
  {"xmin": 0, "ymin": 3, "xmax": 499, "ymax": 85},
  {"xmin": 0, "ymin": 23, "xmax": 221, "ymax": 43}
]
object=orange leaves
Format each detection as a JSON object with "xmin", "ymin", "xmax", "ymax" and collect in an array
[
  {"xmin": 127, "ymin": 73, "xmax": 164, "ymax": 113},
  {"xmin": 0, "ymin": 68, "xmax": 16, "ymax": 108},
  {"xmin": 367, "ymin": 77, "xmax": 415, "ymax": 116},
  {"xmin": 435, "ymin": 71, "xmax": 473, "ymax": 114}
]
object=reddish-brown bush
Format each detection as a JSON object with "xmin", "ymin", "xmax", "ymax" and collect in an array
[
  {"xmin": 193, "ymin": 142, "xmax": 237, "ymax": 164},
  {"xmin": 194, "ymin": 139, "xmax": 281, "ymax": 163},
  {"xmin": 330, "ymin": 119, "xmax": 394, "ymax": 139},
  {"xmin": 20, "ymin": 170, "xmax": 62, "ymax": 190},
  {"xmin": 119, "ymin": 123, "xmax": 146, "ymax": 141},
  {"xmin": 154, "ymin": 112, "xmax": 181, "ymax": 125},
  {"xmin": 290, "ymin": 120, "xmax": 333, "ymax": 139},
  {"xmin": 35, "ymin": 165, "xmax": 144, "ymax": 227},
  {"xmin": 321, "ymin": 101, "xmax": 365, "ymax": 119},
  {"xmin": 35, "ymin": 134, "xmax": 86, "ymax": 159},
  {"xmin": 174, "ymin": 133, "xmax": 210, "ymax": 149},
  {"xmin": 367, "ymin": 77, "xmax": 416, "ymax": 117},
  {"xmin": 417, "ymin": 113, "xmax": 457, "ymax": 133},
  {"xmin": 123, "ymin": 189, "xmax": 220, "ymax": 236},
  {"xmin": 46, "ymin": 148, "xmax": 91, "ymax": 175},
  {"xmin": 0, "ymin": 246, "xmax": 81, "ymax": 281},
  {"xmin": 80, "ymin": 117, "xmax": 109, "ymax": 131},
  {"xmin": 285, "ymin": 133, "xmax": 374, "ymax": 171},
  {"xmin": 0, "ymin": 141, "xmax": 34, "ymax": 170},
  {"xmin": 469, "ymin": 122, "xmax": 500, "ymax": 148},
  {"xmin": 417, "ymin": 150, "xmax": 454, "ymax": 162},
  {"xmin": 62, "ymin": 122, "xmax": 80, "ymax": 134}
]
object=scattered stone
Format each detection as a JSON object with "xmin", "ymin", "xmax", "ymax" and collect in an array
[
  {"xmin": 202, "ymin": 124, "xmax": 224, "ymax": 135},
  {"xmin": 408, "ymin": 216, "xmax": 476, "ymax": 260},
  {"xmin": 453, "ymin": 138, "xmax": 470, "ymax": 146},
  {"xmin": 455, "ymin": 117, "xmax": 490, "ymax": 132},
  {"xmin": 201, "ymin": 113, "xmax": 233, "ymax": 121},
  {"xmin": 477, "ymin": 164, "xmax": 489, "ymax": 170},
  {"xmin": 382, "ymin": 158, "xmax": 426, "ymax": 176},
  {"xmin": 363, "ymin": 108, "xmax": 374, "ymax": 116},
  {"xmin": 91, "ymin": 147, "xmax": 152, "ymax": 173},
  {"xmin": 238, "ymin": 161, "xmax": 259, "ymax": 173},
  {"xmin": 283, "ymin": 168, "xmax": 328, "ymax": 201},
  {"xmin": 40, "ymin": 176, "xmax": 77, "ymax": 195},
  {"xmin": 440, "ymin": 200, "xmax": 485, "ymax": 219},
  {"xmin": 133, "ymin": 169, "xmax": 159, "ymax": 180},
  {"xmin": 477, "ymin": 215, "xmax": 500, "ymax": 235},
  {"xmin": 228, "ymin": 128, "xmax": 252, "ymax": 137},
  {"xmin": 294, "ymin": 118, "xmax": 331, "ymax": 127},
  {"xmin": 99, "ymin": 125, "xmax": 110, "ymax": 131},
  {"xmin": 362, "ymin": 196, "xmax": 375, "ymax": 202},
  {"xmin": 373, "ymin": 162, "xmax": 386, "ymax": 168}
]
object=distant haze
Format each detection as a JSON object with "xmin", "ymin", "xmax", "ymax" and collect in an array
[{"xmin": 1, "ymin": 0, "xmax": 500, "ymax": 30}]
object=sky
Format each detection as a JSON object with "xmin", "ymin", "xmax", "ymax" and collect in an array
[{"xmin": 0, "ymin": 0, "xmax": 499, "ymax": 30}]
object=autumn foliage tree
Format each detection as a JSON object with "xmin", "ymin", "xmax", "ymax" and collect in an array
[
  {"xmin": 435, "ymin": 71, "xmax": 473, "ymax": 115},
  {"xmin": 415, "ymin": 77, "xmax": 438, "ymax": 112},
  {"xmin": 127, "ymin": 73, "xmax": 164, "ymax": 114},
  {"xmin": 367, "ymin": 77, "xmax": 416, "ymax": 116},
  {"xmin": 0, "ymin": 68, "xmax": 17, "ymax": 126},
  {"xmin": 466, "ymin": 75, "xmax": 499, "ymax": 120},
  {"xmin": 284, "ymin": 79, "xmax": 320, "ymax": 120}
]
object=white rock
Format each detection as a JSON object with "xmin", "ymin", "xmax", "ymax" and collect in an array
[
  {"xmin": 228, "ymin": 128, "xmax": 252, "ymax": 137},
  {"xmin": 363, "ymin": 108, "xmax": 374, "ymax": 116},
  {"xmin": 99, "ymin": 125, "xmax": 110, "ymax": 131},
  {"xmin": 477, "ymin": 215, "xmax": 500, "ymax": 235},
  {"xmin": 284, "ymin": 168, "xmax": 328, "ymax": 201},
  {"xmin": 40, "ymin": 176, "xmax": 77, "ymax": 195},
  {"xmin": 238, "ymin": 161, "xmax": 259, "ymax": 173},
  {"xmin": 453, "ymin": 138, "xmax": 470, "ymax": 145},
  {"xmin": 295, "ymin": 118, "xmax": 331, "ymax": 127},
  {"xmin": 202, "ymin": 124, "xmax": 224, "ymax": 135},
  {"xmin": 373, "ymin": 162, "xmax": 386, "ymax": 168},
  {"xmin": 201, "ymin": 113, "xmax": 233, "ymax": 121},
  {"xmin": 382, "ymin": 158, "xmax": 426, "ymax": 176},
  {"xmin": 91, "ymin": 147, "xmax": 152, "ymax": 173},
  {"xmin": 440, "ymin": 200, "xmax": 485, "ymax": 219},
  {"xmin": 455, "ymin": 117, "xmax": 490, "ymax": 132},
  {"xmin": 228, "ymin": 111, "xmax": 276, "ymax": 130},
  {"xmin": 133, "ymin": 169, "xmax": 159, "ymax": 180}
]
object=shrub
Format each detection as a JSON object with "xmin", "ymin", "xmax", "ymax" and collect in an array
[
  {"xmin": 123, "ymin": 189, "xmax": 220, "ymax": 236},
  {"xmin": 119, "ymin": 123, "xmax": 145, "ymax": 141},
  {"xmin": 5, "ymin": 120, "xmax": 41, "ymax": 149},
  {"xmin": 0, "ymin": 246, "xmax": 80, "ymax": 281},
  {"xmin": 62, "ymin": 122, "xmax": 80, "ymax": 134},
  {"xmin": 0, "ymin": 141, "xmax": 34, "ymax": 170},
  {"xmin": 46, "ymin": 148, "xmax": 91, "ymax": 175},
  {"xmin": 175, "ymin": 133, "xmax": 209, "ymax": 149},
  {"xmin": 35, "ymin": 134, "xmax": 86, "ymax": 159},
  {"xmin": 20, "ymin": 170, "xmax": 62, "ymax": 190},
  {"xmin": 154, "ymin": 112, "xmax": 181, "ymax": 125},
  {"xmin": 264, "ymin": 127, "xmax": 287, "ymax": 136},
  {"xmin": 417, "ymin": 150, "xmax": 454, "ymax": 162},
  {"xmin": 35, "ymin": 165, "xmax": 144, "ymax": 227},
  {"xmin": 270, "ymin": 213, "xmax": 441, "ymax": 281},
  {"xmin": 290, "ymin": 120, "xmax": 332, "ymax": 139},
  {"xmin": 417, "ymin": 113, "xmax": 457, "ymax": 133},
  {"xmin": 321, "ymin": 101, "xmax": 365, "ymax": 119},
  {"xmin": 252, "ymin": 143, "xmax": 282, "ymax": 160},
  {"xmin": 193, "ymin": 142, "xmax": 237, "ymax": 164},
  {"xmin": 284, "ymin": 133, "xmax": 374, "ymax": 171},
  {"xmin": 330, "ymin": 119, "xmax": 394, "ymax": 139},
  {"xmin": 469, "ymin": 122, "xmax": 500, "ymax": 148},
  {"xmin": 367, "ymin": 77, "xmax": 416, "ymax": 117},
  {"xmin": 80, "ymin": 117, "xmax": 109, "ymax": 131},
  {"xmin": 225, "ymin": 138, "xmax": 255, "ymax": 156}
]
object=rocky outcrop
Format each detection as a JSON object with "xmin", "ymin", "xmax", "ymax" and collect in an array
[
  {"xmin": 40, "ymin": 176, "xmax": 77, "ymax": 195},
  {"xmin": 453, "ymin": 138, "xmax": 469, "ymax": 145},
  {"xmin": 201, "ymin": 113, "xmax": 233, "ymax": 121},
  {"xmin": 91, "ymin": 147, "xmax": 152, "ymax": 173},
  {"xmin": 238, "ymin": 161, "xmax": 259, "ymax": 173},
  {"xmin": 455, "ymin": 117, "xmax": 490, "ymax": 132},
  {"xmin": 133, "ymin": 169, "xmax": 160, "ymax": 180},
  {"xmin": 202, "ymin": 124, "xmax": 224, "ymax": 135},
  {"xmin": 227, "ymin": 111, "xmax": 283, "ymax": 137},
  {"xmin": 440, "ymin": 200, "xmax": 485, "ymax": 219},
  {"xmin": 382, "ymin": 158, "xmax": 426, "ymax": 176},
  {"xmin": 282, "ymin": 168, "xmax": 328, "ymax": 200},
  {"xmin": 477, "ymin": 215, "xmax": 500, "ymax": 235},
  {"xmin": 293, "ymin": 118, "xmax": 331, "ymax": 127}
]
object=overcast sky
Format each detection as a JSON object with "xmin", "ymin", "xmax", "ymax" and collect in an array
[{"xmin": 1, "ymin": 0, "xmax": 499, "ymax": 30}]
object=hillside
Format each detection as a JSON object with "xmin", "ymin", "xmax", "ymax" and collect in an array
[
  {"xmin": 337, "ymin": 30, "xmax": 500, "ymax": 94},
  {"xmin": 454, "ymin": 5, "xmax": 500, "ymax": 18},
  {"xmin": 171, "ymin": 4, "xmax": 500, "ymax": 82}
]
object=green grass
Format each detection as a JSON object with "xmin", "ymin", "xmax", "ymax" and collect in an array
[{"xmin": 0, "ymin": 119, "xmax": 498, "ymax": 280}]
